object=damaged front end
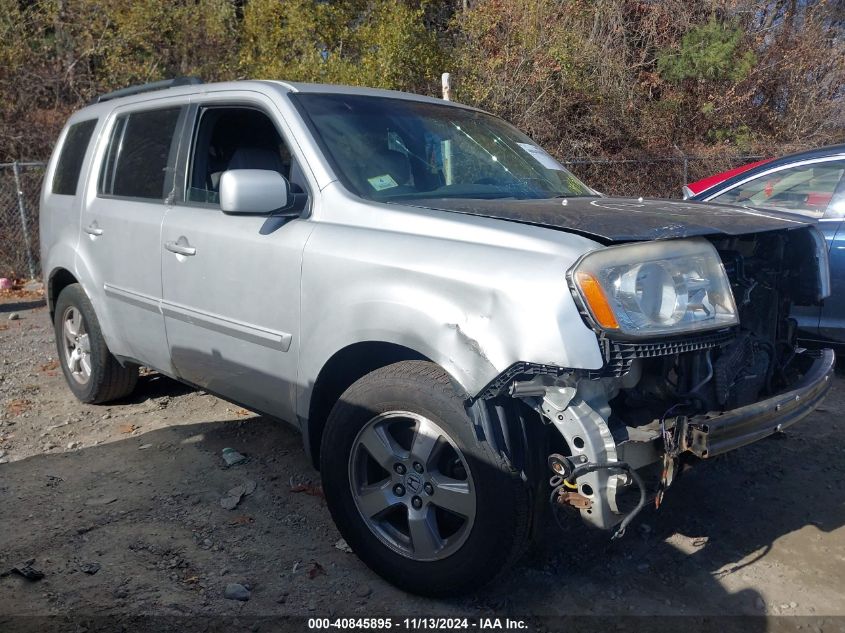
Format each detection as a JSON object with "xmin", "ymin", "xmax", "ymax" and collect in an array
[{"xmin": 480, "ymin": 226, "xmax": 834, "ymax": 534}]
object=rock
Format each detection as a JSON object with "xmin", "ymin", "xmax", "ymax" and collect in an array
[
  {"xmin": 222, "ymin": 447, "xmax": 247, "ymax": 467},
  {"xmin": 23, "ymin": 280, "xmax": 44, "ymax": 293},
  {"xmin": 8, "ymin": 312, "xmax": 20, "ymax": 321},
  {"xmin": 220, "ymin": 481, "xmax": 257, "ymax": 510},
  {"xmin": 220, "ymin": 492, "xmax": 243, "ymax": 511},
  {"xmin": 224, "ymin": 583, "xmax": 251, "ymax": 601},
  {"xmin": 354, "ymin": 584, "xmax": 372, "ymax": 598},
  {"xmin": 67, "ymin": 441, "xmax": 79, "ymax": 449},
  {"xmin": 138, "ymin": 444, "xmax": 153, "ymax": 450},
  {"xmin": 80, "ymin": 562, "xmax": 100, "ymax": 575},
  {"xmin": 334, "ymin": 538, "xmax": 353, "ymax": 553},
  {"xmin": 5, "ymin": 560, "xmax": 44, "ymax": 581},
  {"xmin": 0, "ymin": 450, "xmax": 6, "ymax": 459}
]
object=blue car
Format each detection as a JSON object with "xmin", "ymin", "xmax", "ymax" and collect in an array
[{"xmin": 688, "ymin": 145, "xmax": 845, "ymax": 347}]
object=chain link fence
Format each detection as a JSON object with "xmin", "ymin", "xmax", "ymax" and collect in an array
[
  {"xmin": 563, "ymin": 154, "xmax": 765, "ymax": 199},
  {"xmin": 1, "ymin": 162, "xmax": 46, "ymax": 280},
  {"xmin": 0, "ymin": 153, "xmax": 768, "ymax": 279}
]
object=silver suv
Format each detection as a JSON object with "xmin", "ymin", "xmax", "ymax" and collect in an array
[{"xmin": 40, "ymin": 78, "xmax": 834, "ymax": 596}]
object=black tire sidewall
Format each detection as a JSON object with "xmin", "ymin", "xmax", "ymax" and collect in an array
[{"xmin": 320, "ymin": 361, "xmax": 528, "ymax": 596}]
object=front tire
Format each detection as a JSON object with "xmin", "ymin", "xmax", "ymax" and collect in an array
[
  {"xmin": 320, "ymin": 360, "xmax": 530, "ymax": 596},
  {"xmin": 54, "ymin": 283, "xmax": 138, "ymax": 404}
]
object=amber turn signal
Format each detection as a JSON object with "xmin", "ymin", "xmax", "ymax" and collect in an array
[{"xmin": 574, "ymin": 271, "xmax": 620, "ymax": 330}]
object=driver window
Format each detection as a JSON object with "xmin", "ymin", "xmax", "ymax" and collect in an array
[{"xmin": 187, "ymin": 107, "xmax": 303, "ymax": 204}]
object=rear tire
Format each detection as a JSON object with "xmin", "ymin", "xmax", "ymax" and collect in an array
[
  {"xmin": 54, "ymin": 283, "xmax": 138, "ymax": 404},
  {"xmin": 320, "ymin": 360, "xmax": 530, "ymax": 596}
]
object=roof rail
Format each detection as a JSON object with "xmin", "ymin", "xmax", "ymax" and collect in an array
[{"xmin": 92, "ymin": 77, "xmax": 203, "ymax": 104}]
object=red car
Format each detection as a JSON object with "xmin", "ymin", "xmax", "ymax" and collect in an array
[
  {"xmin": 685, "ymin": 145, "xmax": 845, "ymax": 347},
  {"xmin": 682, "ymin": 158, "xmax": 772, "ymax": 199}
]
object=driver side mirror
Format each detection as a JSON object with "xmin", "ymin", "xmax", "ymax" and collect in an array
[{"xmin": 219, "ymin": 169, "xmax": 295, "ymax": 216}]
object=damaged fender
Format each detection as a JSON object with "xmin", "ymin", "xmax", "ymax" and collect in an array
[{"xmin": 295, "ymin": 185, "xmax": 605, "ymax": 429}]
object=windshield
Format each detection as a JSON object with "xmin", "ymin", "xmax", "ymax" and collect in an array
[{"xmin": 292, "ymin": 93, "xmax": 595, "ymax": 202}]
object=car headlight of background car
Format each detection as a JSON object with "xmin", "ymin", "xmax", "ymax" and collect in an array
[{"xmin": 568, "ymin": 238, "xmax": 738, "ymax": 337}]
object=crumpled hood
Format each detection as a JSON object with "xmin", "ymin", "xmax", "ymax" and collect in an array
[{"xmin": 399, "ymin": 196, "xmax": 812, "ymax": 243}]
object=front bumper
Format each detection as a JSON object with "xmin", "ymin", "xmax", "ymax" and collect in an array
[{"xmin": 681, "ymin": 349, "xmax": 835, "ymax": 458}]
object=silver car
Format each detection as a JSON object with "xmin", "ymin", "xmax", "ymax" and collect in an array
[{"xmin": 40, "ymin": 78, "xmax": 834, "ymax": 596}]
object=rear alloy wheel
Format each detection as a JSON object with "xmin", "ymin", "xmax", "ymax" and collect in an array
[
  {"xmin": 320, "ymin": 360, "xmax": 530, "ymax": 596},
  {"xmin": 53, "ymin": 283, "xmax": 138, "ymax": 404},
  {"xmin": 60, "ymin": 305, "xmax": 93, "ymax": 385}
]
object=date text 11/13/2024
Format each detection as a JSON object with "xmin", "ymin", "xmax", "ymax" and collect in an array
[{"xmin": 307, "ymin": 617, "xmax": 529, "ymax": 630}]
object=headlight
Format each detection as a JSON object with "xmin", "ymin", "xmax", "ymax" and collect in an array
[{"xmin": 568, "ymin": 238, "xmax": 738, "ymax": 337}]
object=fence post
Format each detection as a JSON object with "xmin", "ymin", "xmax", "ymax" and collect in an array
[
  {"xmin": 682, "ymin": 155, "xmax": 689, "ymax": 193},
  {"xmin": 12, "ymin": 161, "xmax": 36, "ymax": 280}
]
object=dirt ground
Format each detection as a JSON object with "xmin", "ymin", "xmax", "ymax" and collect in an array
[{"xmin": 1, "ymin": 294, "xmax": 844, "ymax": 629}]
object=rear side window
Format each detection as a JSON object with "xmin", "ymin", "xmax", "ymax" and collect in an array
[
  {"xmin": 52, "ymin": 119, "xmax": 97, "ymax": 195},
  {"xmin": 99, "ymin": 107, "xmax": 181, "ymax": 200}
]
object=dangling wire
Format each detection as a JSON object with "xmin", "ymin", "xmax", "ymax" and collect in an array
[
  {"xmin": 659, "ymin": 402, "xmax": 687, "ymax": 458},
  {"xmin": 549, "ymin": 461, "xmax": 647, "ymax": 540}
]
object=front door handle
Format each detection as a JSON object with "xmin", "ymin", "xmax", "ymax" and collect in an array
[
  {"xmin": 85, "ymin": 223, "xmax": 103, "ymax": 236},
  {"xmin": 165, "ymin": 240, "xmax": 197, "ymax": 257}
]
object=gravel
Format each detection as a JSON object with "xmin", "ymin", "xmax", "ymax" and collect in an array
[{"xmin": 1, "ymin": 296, "xmax": 844, "ymax": 621}]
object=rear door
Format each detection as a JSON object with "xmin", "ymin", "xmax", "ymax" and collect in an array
[
  {"xmin": 706, "ymin": 157, "xmax": 845, "ymax": 339},
  {"xmin": 160, "ymin": 94, "xmax": 314, "ymax": 421},
  {"xmin": 77, "ymin": 101, "xmax": 188, "ymax": 373}
]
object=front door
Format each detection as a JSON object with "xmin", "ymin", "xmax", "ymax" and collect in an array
[
  {"xmin": 77, "ymin": 103, "xmax": 187, "ymax": 374},
  {"xmin": 160, "ymin": 99, "xmax": 313, "ymax": 421}
]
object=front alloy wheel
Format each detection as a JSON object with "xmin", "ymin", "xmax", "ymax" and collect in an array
[
  {"xmin": 349, "ymin": 411, "xmax": 476, "ymax": 561},
  {"xmin": 320, "ymin": 360, "xmax": 531, "ymax": 596}
]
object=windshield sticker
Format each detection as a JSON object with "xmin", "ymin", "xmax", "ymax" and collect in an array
[
  {"xmin": 368, "ymin": 174, "xmax": 399, "ymax": 191},
  {"xmin": 567, "ymin": 173, "xmax": 584, "ymax": 192},
  {"xmin": 517, "ymin": 142, "xmax": 564, "ymax": 171}
]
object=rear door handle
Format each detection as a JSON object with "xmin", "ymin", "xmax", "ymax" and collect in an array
[
  {"xmin": 165, "ymin": 240, "xmax": 196, "ymax": 256},
  {"xmin": 85, "ymin": 223, "xmax": 103, "ymax": 236}
]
